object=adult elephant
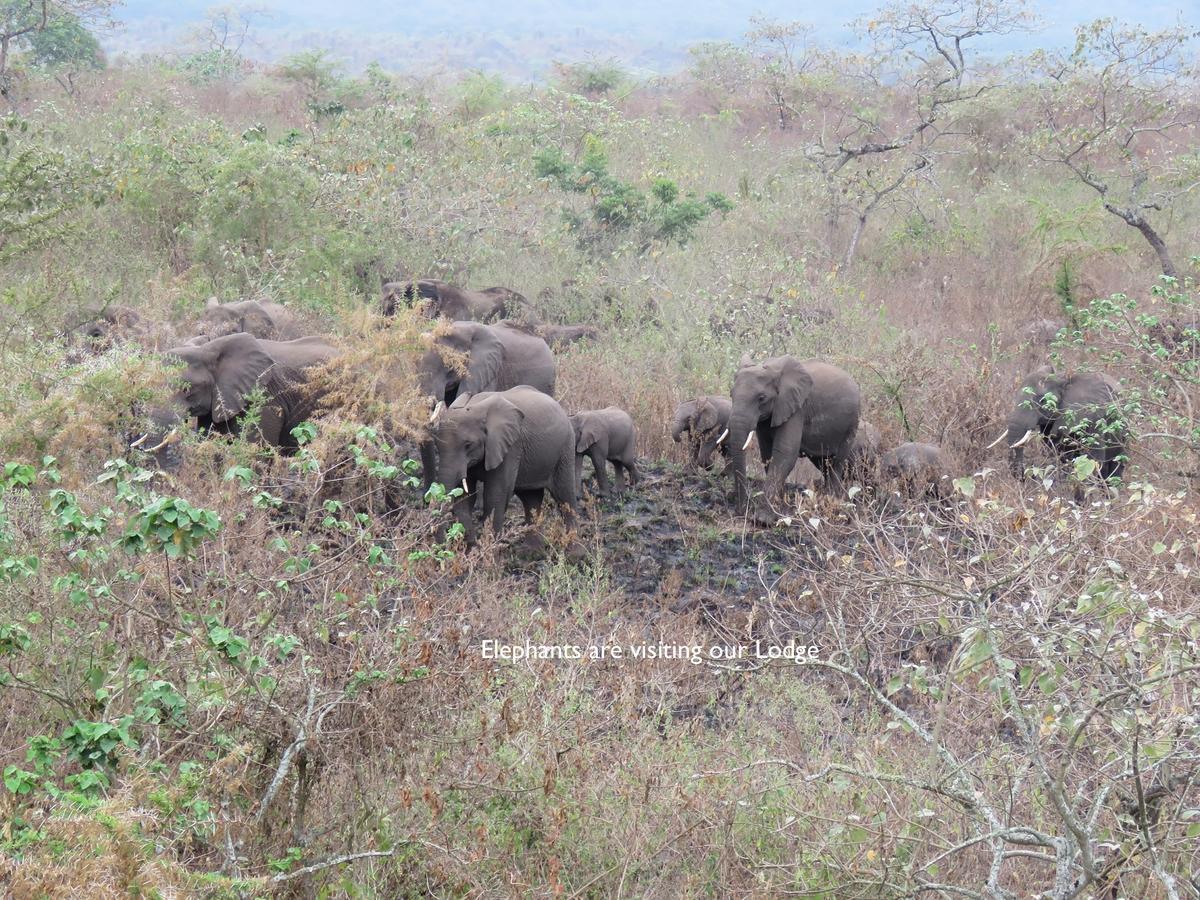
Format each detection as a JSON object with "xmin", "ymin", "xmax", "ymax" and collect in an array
[
  {"xmin": 989, "ymin": 365, "xmax": 1126, "ymax": 482},
  {"xmin": 135, "ymin": 332, "xmax": 338, "ymax": 454},
  {"xmin": 381, "ymin": 280, "xmax": 532, "ymax": 323},
  {"xmin": 727, "ymin": 355, "xmax": 861, "ymax": 516},
  {"xmin": 196, "ymin": 298, "xmax": 304, "ymax": 342},
  {"xmin": 418, "ymin": 321, "xmax": 556, "ymax": 488},
  {"xmin": 430, "ymin": 386, "xmax": 578, "ymax": 547}
]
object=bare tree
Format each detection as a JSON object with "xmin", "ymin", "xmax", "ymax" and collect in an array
[
  {"xmin": 745, "ymin": 18, "xmax": 814, "ymax": 131},
  {"xmin": 1029, "ymin": 20, "xmax": 1200, "ymax": 280},
  {"xmin": 805, "ymin": 0, "xmax": 1034, "ymax": 268}
]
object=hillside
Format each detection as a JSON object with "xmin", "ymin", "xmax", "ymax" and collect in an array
[{"xmin": 1, "ymin": 1, "xmax": 1199, "ymax": 897}]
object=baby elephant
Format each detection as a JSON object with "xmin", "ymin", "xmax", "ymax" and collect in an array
[
  {"xmin": 671, "ymin": 395, "xmax": 733, "ymax": 470},
  {"xmin": 881, "ymin": 442, "xmax": 946, "ymax": 497},
  {"xmin": 570, "ymin": 407, "xmax": 640, "ymax": 498}
]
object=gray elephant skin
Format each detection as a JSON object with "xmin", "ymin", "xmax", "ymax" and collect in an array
[
  {"xmin": 727, "ymin": 355, "xmax": 861, "ymax": 511},
  {"xmin": 846, "ymin": 420, "xmax": 881, "ymax": 480},
  {"xmin": 418, "ymin": 321, "xmax": 556, "ymax": 488},
  {"xmin": 145, "ymin": 332, "xmax": 338, "ymax": 452},
  {"xmin": 671, "ymin": 395, "xmax": 733, "ymax": 470},
  {"xmin": 881, "ymin": 442, "xmax": 946, "ymax": 496},
  {"xmin": 996, "ymin": 366, "xmax": 1126, "ymax": 481},
  {"xmin": 570, "ymin": 407, "xmax": 640, "ymax": 497},
  {"xmin": 382, "ymin": 279, "xmax": 530, "ymax": 323},
  {"xmin": 197, "ymin": 298, "xmax": 304, "ymax": 342},
  {"xmin": 432, "ymin": 386, "xmax": 579, "ymax": 546}
]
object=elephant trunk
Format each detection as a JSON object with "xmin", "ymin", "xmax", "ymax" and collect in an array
[
  {"xmin": 725, "ymin": 411, "xmax": 759, "ymax": 508},
  {"xmin": 1006, "ymin": 414, "xmax": 1038, "ymax": 479},
  {"xmin": 670, "ymin": 410, "xmax": 690, "ymax": 444}
]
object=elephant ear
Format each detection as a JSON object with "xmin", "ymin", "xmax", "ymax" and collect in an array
[
  {"xmin": 694, "ymin": 398, "xmax": 719, "ymax": 432},
  {"xmin": 484, "ymin": 398, "xmax": 524, "ymax": 471},
  {"xmin": 461, "ymin": 325, "xmax": 504, "ymax": 394},
  {"xmin": 212, "ymin": 334, "xmax": 275, "ymax": 423},
  {"xmin": 771, "ymin": 359, "xmax": 814, "ymax": 428},
  {"xmin": 575, "ymin": 415, "xmax": 603, "ymax": 452}
]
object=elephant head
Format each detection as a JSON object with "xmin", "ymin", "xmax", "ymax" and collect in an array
[
  {"xmin": 164, "ymin": 332, "xmax": 276, "ymax": 426},
  {"xmin": 671, "ymin": 396, "xmax": 727, "ymax": 468},
  {"xmin": 728, "ymin": 356, "xmax": 812, "ymax": 444},
  {"xmin": 432, "ymin": 393, "xmax": 525, "ymax": 492},
  {"xmin": 381, "ymin": 280, "xmax": 437, "ymax": 317},
  {"xmin": 419, "ymin": 322, "xmax": 504, "ymax": 406},
  {"xmin": 197, "ymin": 298, "xmax": 297, "ymax": 341},
  {"xmin": 995, "ymin": 365, "xmax": 1067, "ymax": 477}
]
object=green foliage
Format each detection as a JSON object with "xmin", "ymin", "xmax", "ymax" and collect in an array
[
  {"xmin": 61, "ymin": 717, "xmax": 136, "ymax": 770},
  {"xmin": 534, "ymin": 135, "xmax": 732, "ymax": 251},
  {"xmin": 121, "ymin": 496, "xmax": 221, "ymax": 558},
  {"xmin": 24, "ymin": 8, "xmax": 104, "ymax": 71},
  {"xmin": 0, "ymin": 115, "xmax": 107, "ymax": 264},
  {"xmin": 554, "ymin": 59, "xmax": 628, "ymax": 97}
]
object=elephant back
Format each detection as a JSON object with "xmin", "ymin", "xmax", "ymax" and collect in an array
[{"xmin": 492, "ymin": 323, "xmax": 556, "ymax": 395}]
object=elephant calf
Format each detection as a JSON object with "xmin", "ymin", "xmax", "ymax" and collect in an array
[
  {"xmin": 570, "ymin": 407, "xmax": 640, "ymax": 498},
  {"xmin": 195, "ymin": 298, "xmax": 305, "ymax": 342},
  {"xmin": 671, "ymin": 395, "xmax": 733, "ymax": 470},
  {"xmin": 881, "ymin": 442, "xmax": 946, "ymax": 497},
  {"xmin": 431, "ymin": 386, "xmax": 578, "ymax": 547}
]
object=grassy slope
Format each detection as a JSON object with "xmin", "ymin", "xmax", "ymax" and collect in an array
[{"xmin": 0, "ymin": 62, "xmax": 1197, "ymax": 897}]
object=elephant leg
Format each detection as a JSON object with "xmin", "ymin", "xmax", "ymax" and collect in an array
[
  {"xmin": 551, "ymin": 458, "xmax": 579, "ymax": 534},
  {"xmin": 516, "ymin": 488, "xmax": 545, "ymax": 526},
  {"xmin": 589, "ymin": 447, "xmax": 612, "ymax": 497},
  {"xmin": 420, "ymin": 439, "xmax": 438, "ymax": 492},
  {"xmin": 483, "ymin": 470, "xmax": 517, "ymax": 536},
  {"xmin": 623, "ymin": 455, "xmax": 640, "ymax": 487},
  {"xmin": 612, "ymin": 460, "xmax": 627, "ymax": 493},
  {"xmin": 763, "ymin": 432, "xmax": 799, "ymax": 507},
  {"xmin": 574, "ymin": 454, "xmax": 586, "ymax": 499},
  {"xmin": 823, "ymin": 454, "xmax": 849, "ymax": 497}
]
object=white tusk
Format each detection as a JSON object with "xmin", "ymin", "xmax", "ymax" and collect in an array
[
  {"xmin": 145, "ymin": 429, "xmax": 179, "ymax": 454},
  {"xmin": 985, "ymin": 430, "xmax": 1008, "ymax": 450},
  {"xmin": 741, "ymin": 431, "xmax": 756, "ymax": 451},
  {"xmin": 429, "ymin": 400, "xmax": 446, "ymax": 423},
  {"xmin": 715, "ymin": 428, "xmax": 729, "ymax": 445},
  {"xmin": 130, "ymin": 433, "xmax": 150, "ymax": 449},
  {"xmin": 461, "ymin": 478, "xmax": 469, "ymax": 493},
  {"xmin": 1009, "ymin": 429, "xmax": 1036, "ymax": 449}
]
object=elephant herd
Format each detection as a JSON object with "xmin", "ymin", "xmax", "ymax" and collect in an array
[{"xmin": 76, "ymin": 279, "xmax": 1131, "ymax": 548}]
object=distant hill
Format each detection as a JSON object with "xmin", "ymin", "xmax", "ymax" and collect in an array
[{"xmin": 106, "ymin": 0, "xmax": 1193, "ymax": 78}]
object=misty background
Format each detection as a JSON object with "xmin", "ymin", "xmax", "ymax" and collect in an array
[{"xmin": 108, "ymin": 0, "xmax": 1193, "ymax": 78}]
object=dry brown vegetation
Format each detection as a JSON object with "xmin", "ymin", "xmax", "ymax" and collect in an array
[{"xmin": 1, "ymin": 1, "xmax": 1199, "ymax": 896}]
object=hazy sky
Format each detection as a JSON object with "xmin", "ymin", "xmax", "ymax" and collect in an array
[{"xmin": 111, "ymin": 0, "xmax": 1195, "ymax": 73}]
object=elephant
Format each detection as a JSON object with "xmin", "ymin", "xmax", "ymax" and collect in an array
[
  {"xmin": 570, "ymin": 407, "xmax": 640, "ymax": 498},
  {"xmin": 70, "ymin": 305, "xmax": 161, "ymax": 353},
  {"xmin": 418, "ymin": 321, "xmax": 556, "ymax": 489},
  {"xmin": 727, "ymin": 355, "xmax": 861, "ymax": 515},
  {"xmin": 671, "ymin": 395, "xmax": 733, "ymax": 470},
  {"xmin": 846, "ymin": 420, "xmax": 882, "ymax": 482},
  {"xmin": 195, "ymin": 298, "xmax": 305, "ymax": 342},
  {"xmin": 881, "ymin": 442, "xmax": 946, "ymax": 497},
  {"xmin": 135, "ymin": 332, "xmax": 338, "ymax": 454},
  {"xmin": 430, "ymin": 386, "xmax": 578, "ymax": 547},
  {"xmin": 381, "ymin": 280, "xmax": 532, "ymax": 323},
  {"xmin": 990, "ymin": 365, "xmax": 1127, "ymax": 484},
  {"xmin": 539, "ymin": 324, "xmax": 599, "ymax": 349}
]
